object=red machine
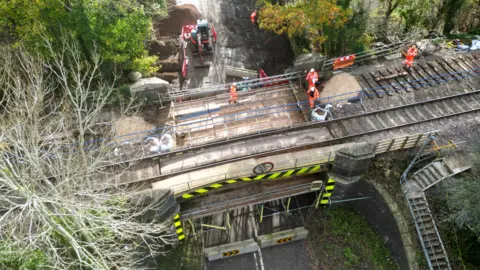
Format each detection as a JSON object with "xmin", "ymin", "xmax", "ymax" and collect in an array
[
  {"xmin": 180, "ymin": 20, "xmax": 217, "ymax": 78},
  {"xmin": 258, "ymin": 68, "xmax": 288, "ymax": 87}
]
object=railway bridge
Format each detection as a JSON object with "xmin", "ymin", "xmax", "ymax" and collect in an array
[{"xmin": 99, "ymin": 50, "xmax": 480, "ymax": 269}]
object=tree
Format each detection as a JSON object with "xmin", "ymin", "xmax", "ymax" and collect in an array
[
  {"xmin": 323, "ymin": 0, "xmax": 371, "ymax": 56},
  {"xmin": 379, "ymin": 0, "xmax": 409, "ymax": 37},
  {"xmin": 0, "ymin": 38, "xmax": 173, "ymax": 269},
  {"xmin": 258, "ymin": 0, "xmax": 351, "ymax": 51},
  {"xmin": 0, "ymin": 0, "xmax": 167, "ymax": 75}
]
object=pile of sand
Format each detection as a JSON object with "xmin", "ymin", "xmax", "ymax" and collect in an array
[
  {"xmin": 114, "ymin": 116, "xmax": 155, "ymax": 143},
  {"xmin": 154, "ymin": 4, "xmax": 202, "ymax": 37},
  {"xmin": 320, "ymin": 73, "xmax": 362, "ymax": 104}
]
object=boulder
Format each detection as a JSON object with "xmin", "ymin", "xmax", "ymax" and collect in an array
[
  {"xmin": 128, "ymin": 71, "xmax": 142, "ymax": 82},
  {"xmin": 130, "ymin": 77, "xmax": 170, "ymax": 103},
  {"xmin": 292, "ymin": 53, "xmax": 325, "ymax": 72}
]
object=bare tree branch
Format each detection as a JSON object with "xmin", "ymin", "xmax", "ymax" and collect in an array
[{"xmin": 0, "ymin": 35, "xmax": 173, "ymax": 269}]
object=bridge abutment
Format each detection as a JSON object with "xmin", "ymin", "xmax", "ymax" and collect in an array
[{"xmin": 331, "ymin": 143, "xmax": 377, "ymax": 184}]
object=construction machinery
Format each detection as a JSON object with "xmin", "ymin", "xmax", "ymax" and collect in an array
[{"xmin": 180, "ymin": 19, "xmax": 217, "ymax": 77}]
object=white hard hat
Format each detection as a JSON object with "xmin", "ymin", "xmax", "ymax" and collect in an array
[
  {"xmin": 310, "ymin": 68, "xmax": 314, "ymax": 72},
  {"xmin": 232, "ymin": 82, "xmax": 237, "ymax": 86}
]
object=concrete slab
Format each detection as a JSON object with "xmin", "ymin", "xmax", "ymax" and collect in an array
[
  {"xmin": 205, "ymin": 239, "xmax": 259, "ymax": 261},
  {"xmin": 258, "ymin": 227, "xmax": 309, "ymax": 248},
  {"xmin": 443, "ymin": 154, "xmax": 473, "ymax": 174},
  {"xmin": 159, "ymin": 127, "xmax": 333, "ymax": 175}
]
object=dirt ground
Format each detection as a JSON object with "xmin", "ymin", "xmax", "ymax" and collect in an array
[{"xmin": 114, "ymin": 116, "xmax": 155, "ymax": 142}]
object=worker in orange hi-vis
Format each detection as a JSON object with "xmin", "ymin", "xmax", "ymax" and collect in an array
[
  {"xmin": 305, "ymin": 68, "xmax": 318, "ymax": 88},
  {"xmin": 307, "ymin": 86, "xmax": 320, "ymax": 109},
  {"xmin": 250, "ymin": 10, "xmax": 258, "ymax": 25},
  {"xmin": 404, "ymin": 45, "xmax": 418, "ymax": 69},
  {"xmin": 229, "ymin": 82, "xmax": 238, "ymax": 104}
]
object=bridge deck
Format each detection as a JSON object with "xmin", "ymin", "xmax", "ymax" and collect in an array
[{"xmin": 151, "ymin": 143, "xmax": 349, "ymax": 194}]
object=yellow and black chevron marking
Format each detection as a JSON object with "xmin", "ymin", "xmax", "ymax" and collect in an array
[
  {"xmin": 173, "ymin": 214, "xmax": 185, "ymax": 241},
  {"xmin": 320, "ymin": 179, "xmax": 336, "ymax": 206},
  {"xmin": 181, "ymin": 164, "xmax": 328, "ymax": 199},
  {"xmin": 222, "ymin": 250, "xmax": 240, "ymax": 257},
  {"xmin": 276, "ymin": 236, "xmax": 293, "ymax": 244}
]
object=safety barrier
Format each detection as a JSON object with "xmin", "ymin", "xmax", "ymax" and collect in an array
[
  {"xmin": 173, "ymin": 213, "xmax": 185, "ymax": 241},
  {"xmin": 333, "ymin": 55, "xmax": 356, "ymax": 70},
  {"xmin": 204, "ymin": 239, "xmax": 258, "ymax": 261},
  {"xmin": 257, "ymin": 227, "xmax": 309, "ymax": 248},
  {"xmin": 319, "ymin": 178, "xmax": 336, "ymax": 206}
]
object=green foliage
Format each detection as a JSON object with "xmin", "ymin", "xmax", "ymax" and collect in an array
[
  {"xmin": 323, "ymin": 0, "xmax": 371, "ymax": 55},
  {"xmin": 0, "ymin": 242, "xmax": 49, "ymax": 270},
  {"xmin": 441, "ymin": 0, "xmax": 467, "ymax": 34},
  {"xmin": 259, "ymin": 0, "xmax": 351, "ymax": 51},
  {"xmin": 445, "ymin": 173, "xmax": 480, "ymax": 235},
  {"xmin": 0, "ymin": 0, "xmax": 165, "ymax": 75},
  {"xmin": 307, "ymin": 208, "xmax": 397, "ymax": 269}
]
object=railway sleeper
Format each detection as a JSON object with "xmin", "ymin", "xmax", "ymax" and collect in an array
[
  {"xmin": 426, "ymin": 62, "xmax": 453, "ymax": 84},
  {"xmin": 371, "ymin": 71, "xmax": 394, "ymax": 96},
  {"xmin": 388, "ymin": 68, "xmax": 412, "ymax": 92},
  {"xmin": 396, "ymin": 67, "xmax": 420, "ymax": 90},
  {"xmin": 419, "ymin": 64, "xmax": 442, "ymax": 86},
  {"xmin": 412, "ymin": 66, "xmax": 436, "ymax": 87},
  {"xmin": 436, "ymin": 59, "xmax": 463, "ymax": 82}
]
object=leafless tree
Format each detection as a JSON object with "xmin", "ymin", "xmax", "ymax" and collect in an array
[{"xmin": 0, "ymin": 36, "xmax": 174, "ymax": 269}]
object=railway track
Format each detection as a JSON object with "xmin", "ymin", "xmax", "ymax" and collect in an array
[
  {"xmin": 111, "ymin": 87, "xmax": 480, "ymax": 186},
  {"xmin": 328, "ymin": 89, "xmax": 480, "ymax": 138},
  {"xmin": 110, "ymin": 55, "xmax": 479, "ymax": 166},
  {"xmin": 358, "ymin": 54, "xmax": 479, "ymax": 98}
]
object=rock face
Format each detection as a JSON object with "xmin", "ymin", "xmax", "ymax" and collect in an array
[
  {"xmin": 158, "ymin": 57, "xmax": 181, "ymax": 72},
  {"xmin": 149, "ymin": 38, "xmax": 179, "ymax": 60},
  {"xmin": 153, "ymin": 4, "xmax": 202, "ymax": 37}
]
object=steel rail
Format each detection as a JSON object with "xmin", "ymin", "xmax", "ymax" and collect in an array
[
  {"xmin": 120, "ymin": 89, "xmax": 480, "ymax": 184},
  {"xmin": 113, "ymin": 88, "xmax": 480, "ymax": 167}
]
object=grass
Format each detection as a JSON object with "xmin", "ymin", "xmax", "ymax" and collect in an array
[
  {"xmin": 156, "ymin": 237, "xmax": 203, "ymax": 270},
  {"xmin": 306, "ymin": 208, "xmax": 397, "ymax": 270}
]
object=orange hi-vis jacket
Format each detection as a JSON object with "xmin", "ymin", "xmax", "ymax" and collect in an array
[
  {"xmin": 306, "ymin": 71, "xmax": 318, "ymax": 86},
  {"xmin": 250, "ymin": 11, "xmax": 257, "ymax": 24},
  {"xmin": 230, "ymin": 85, "xmax": 238, "ymax": 99},
  {"xmin": 405, "ymin": 46, "xmax": 418, "ymax": 67},
  {"xmin": 308, "ymin": 87, "xmax": 320, "ymax": 108}
]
